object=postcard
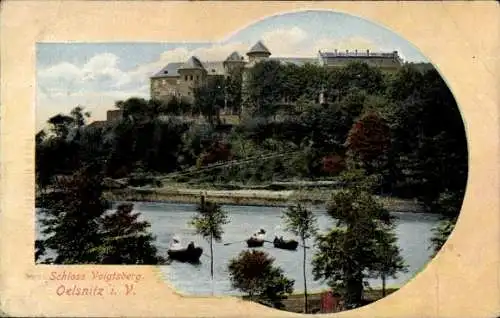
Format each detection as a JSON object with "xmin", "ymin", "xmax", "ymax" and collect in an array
[{"xmin": 1, "ymin": 1, "xmax": 499, "ymax": 317}]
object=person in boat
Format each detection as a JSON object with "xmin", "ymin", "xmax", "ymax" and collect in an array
[
  {"xmin": 187, "ymin": 241, "xmax": 195, "ymax": 250},
  {"xmin": 170, "ymin": 237, "xmax": 182, "ymax": 251},
  {"xmin": 251, "ymin": 229, "xmax": 266, "ymax": 241}
]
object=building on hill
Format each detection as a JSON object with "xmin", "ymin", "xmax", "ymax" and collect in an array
[
  {"xmin": 318, "ymin": 49, "xmax": 403, "ymax": 71},
  {"xmin": 149, "ymin": 40, "xmax": 403, "ymax": 106}
]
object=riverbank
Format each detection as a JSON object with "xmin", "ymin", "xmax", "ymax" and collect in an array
[
  {"xmin": 245, "ymin": 288, "xmax": 399, "ymax": 313},
  {"xmin": 104, "ymin": 186, "xmax": 425, "ymax": 212}
]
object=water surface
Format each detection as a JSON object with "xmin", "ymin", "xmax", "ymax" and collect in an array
[{"xmin": 36, "ymin": 201, "xmax": 441, "ymax": 296}]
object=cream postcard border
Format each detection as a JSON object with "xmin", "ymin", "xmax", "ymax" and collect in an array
[{"xmin": 1, "ymin": 1, "xmax": 499, "ymax": 317}]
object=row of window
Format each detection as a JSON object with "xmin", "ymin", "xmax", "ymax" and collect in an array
[
  {"xmin": 154, "ymin": 75, "xmax": 201, "ymax": 87},
  {"xmin": 184, "ymin": 75, "xmax": 200, "ymax": 81}
]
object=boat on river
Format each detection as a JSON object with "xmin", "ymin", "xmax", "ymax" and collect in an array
[
  {"xmin": 167, "ymin": 237, "xmax": 203, "ymax": 263},
  {"xmin": 273, "ymin": 236, "xmax": 299, "ymax": 251},
  {"xmin": 246, "ymin": 229, "xmax": 266, "ymax": 248}
]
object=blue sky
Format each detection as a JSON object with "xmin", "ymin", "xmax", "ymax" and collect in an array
[{"xmin": 36, "ymin": 10, "xmax": 429, "ymax": 130}]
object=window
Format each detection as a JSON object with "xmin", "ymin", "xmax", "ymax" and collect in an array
[
  {"xmin": 185, "ymin": 75, "xmax": 188, "ymax": 81},
  {"xmin": 190, "ymin": 75, "xmax": 193, "ymax": 81},
  {"xmin": 196, "ymin": 75, "xmax": 199, "ymax": 81}
]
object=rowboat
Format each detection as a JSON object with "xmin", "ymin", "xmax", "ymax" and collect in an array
[
  {"xmin": 246, "ymin": 229, "xmax": 266, "ymax": 248},
  {"xmin": 167, "ymin": 237, "xmax": 203, "ymax": 263},
  {"xmin": 167, "ymin": 246, "xmax": 203, "ymax": 263},
  {"xmin": 273, "ymin": 237, "xmax": 299, "ymax": 251},
  {"xmin": 246, "ymin": 237, "xmax": 265, "ymax": 248}
]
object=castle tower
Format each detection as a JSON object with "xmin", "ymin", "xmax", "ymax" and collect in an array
[
  {"xmin": 177, "ymin": 56, "xmax": 207, "ymax": 103},
  {"xmin": 223, "ymin": 51, "xmax": 246, "ymax": 75},
  {"xmin": 246, "ymin": 41, "xmax": 271, "ymax": 63}
]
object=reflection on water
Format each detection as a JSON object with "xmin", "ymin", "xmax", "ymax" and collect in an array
[{"xmin": 36, "ymin": 201, "xmax": 441, "ymax": 296}]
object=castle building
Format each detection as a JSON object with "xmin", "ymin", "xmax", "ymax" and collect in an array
[{"xmin": 150, "ymin": 40, "xmax": 403, "ymax": 104}]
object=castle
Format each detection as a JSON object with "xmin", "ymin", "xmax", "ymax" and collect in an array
[{"xmin": 150, "ymin": 41, "xmax": 403, "ymax": 104}]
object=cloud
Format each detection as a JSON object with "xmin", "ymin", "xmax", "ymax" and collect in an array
[
  {"xmin": 38, "ymin": 52, "xmax": 131, "ymax": 96},
  {"xmin": 39, "ymin": 62, "xmax": 83, "ymax": 80},
  {"xmin": 260, "ymin": 27, "xmax": 309, "ymax": 56}
]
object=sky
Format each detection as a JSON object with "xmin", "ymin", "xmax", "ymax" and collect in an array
[{"xmin": 36, "ymin": 10, "xmax": 429, "ymax": 131}]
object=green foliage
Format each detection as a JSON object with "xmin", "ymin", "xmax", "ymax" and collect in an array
[
  {"xmin": 282, "ymin": 203, "xmax": 317, "ymax": 313},
  {"xmin": 225, "ymin": 67, "xmax": 244, "ymax": 114},
  {"xmin": 193, "ymin": 76, "xmax": 226, "ymax": 125},
  {"xmin": 428, "ymin": 190, "xmax": 461, "ymax": 255},
  {"xmin": 98, "ymin": 203, "xmax": 166, "ymax": 264},
  {"xmin": 190, "ymin": 196, "xmax": 229, "ymax": 280},
  {"xmin": 190, "ymin": 198, "xmax": 229, "ymax": 242},
  {"xmin": 369, "ymin": 225, "xmax": 408, "ymax": 296},
  {"xmin": 328, "ymin": 62, "xmax": 386, "ymax": 100},
  {"xmin": 228, "ymin": 249, "xmax": 294, "ymax": 309},
  {"xmin": 35, "ymin": 62, "xmax": 467, "ymax": 227},
  {"xmin": 312, "ymin": 172, "xmax": 406, "ymax": 308},
  {"xmin": 429, "ymin": 218, "xmax": 456, "ymax": 256},
  {"xmin": 282, "ymin": 203, "xmax": 318, "ymax": 241},
  {"xmin": 37, "ymin": 165, "xmax": 109, "ymax": 264},
  {"xmin": 386, "ymin": 67, "xmax": 468, "ymax": 207},
  {"xmin": 36, "ymin": 164, "xmax": 164, "ymax": 264},
  {"xmin": 243, "ymin": 60, "xmax": 286, "ymax": 118}
]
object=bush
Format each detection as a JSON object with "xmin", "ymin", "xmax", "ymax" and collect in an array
[{"xmin": 228, "ymin": 249, "xmax": 294, "ymax": 309}]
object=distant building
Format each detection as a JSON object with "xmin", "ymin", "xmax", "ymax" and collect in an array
[
  {"xmin": 317, "ymin": 49, "xmax": 402, "ymax": 70},
  {"xmin": 87, "ymin": 109, "xmax": 123, "ymax": 129},
  {"xmin": 150, "ymin": 40, "xmax": 403, "ymax": 105},
  {"xmin": 106, "ymin": 109, "xmax": 123, "ymax": 122}
]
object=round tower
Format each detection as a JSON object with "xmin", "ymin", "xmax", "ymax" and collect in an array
[{"xmin": 246, "ymin": 41, "xmax": 271, "ymax": 63}]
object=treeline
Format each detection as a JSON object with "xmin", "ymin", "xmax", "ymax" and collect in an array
[{"xmin": 36, "ymin": 60, "xmax": 467, "ymax": 219}]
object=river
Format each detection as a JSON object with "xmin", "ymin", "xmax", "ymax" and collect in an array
[{"xmin": 36, "ymin": 201, "xmax": 442, "ymax": 296}]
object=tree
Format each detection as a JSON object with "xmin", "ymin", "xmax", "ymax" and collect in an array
[
  {"xmin": 193, "ymin": 76, "xmax": 226, "ymax": 126},
  {"xmin": 189, "ymin": 196, "xmax": 229, "ymax": 283},
  {"xmin": 225, "ymin": 67, "xmax": 244, "ymax": 115},
  {"xmin": 98, "ymin": 203, "xmax": 166, "ymax": 264},
  {"xmin": 243, "ymin": 60, "xmax": 285, "ymax": 119},
  {"xmin": 227, "ymin": 249, "xmax": 294, "ymax": 309},
  {"xmin": 428, "ymin": 189, "xmax": 462, "ymax": 255},
  {"xmin": 370, "ymin": 226, "xmax": 408, "ymax": 297},
  {"xmin": 346, "ymin": 112, "xmax": 391, "ymax": 171},
  {"xmin": 37, "ymin": 164, "xmax": 109, "ymax": 264},
  {"xmin": 282, "ymin": 203, "xmax": 318, "ymax": 313},
  {"xmin": 47, "ymin": 114, "xmax": 74, "ymax": 140},
  {"xmin": 429, "ymin": 219, "xmax": 455, "ymax": 256},
  {"xmin": 36, "ymin": 164, "xmax": 164, "ymax": 264},
  {"xmin": 70, "ymin": 105, "xmax": 91, "ymax": 128},
  {"xmin": 386, "ymin": 66, "xmax": 467, "ymax": 208},
  {"xmin": 312, "ymin": 170, "xmax": 405, "ymax": 309},
  {"xmin": 327, "ymin": 62, "xmax": 385, "ymax": 101}
]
